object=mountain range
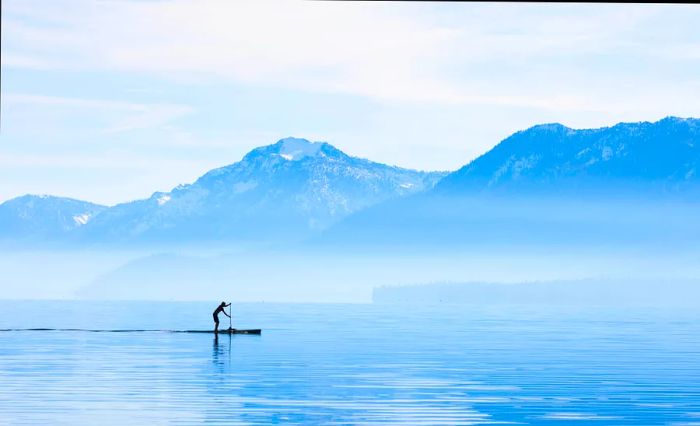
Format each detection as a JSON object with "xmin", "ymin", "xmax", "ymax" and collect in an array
[
  {"xmin": 1, "ymin": 137, "xmax": 444, "ymax": 245},
  {"xmin": 318, "ymin": 116, "xmax": 700, "ymax": 248},
  {"xmin": 3, "ymin": 117, "xmax": 700, "ymax": 247}
]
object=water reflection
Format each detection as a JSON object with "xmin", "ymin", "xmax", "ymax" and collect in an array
[
  {"xmin": 0, "ymin": 302, "xmax": 699, "ymax": 425},
  {"xmin": 212, "ymin": 334, "xmax": 232, "ymax": 369}
]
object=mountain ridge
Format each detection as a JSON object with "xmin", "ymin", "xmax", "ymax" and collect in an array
[
  {"xmin": 4, "ymin": 117, "xmax": 700, "ymax": 247},
  {"xmin": 0, "ymin": 195, "xmax": 107, "ymax": 241},
  {"xmin": 1, "ymin": 137, "xmax": 445, "ymax": 245},
  {"xmin": 436, "ymin": 116, "xmax": 700, "ymax": 195},
  {"xmin": 314, "ymin": 116, "xmax": 700, "ymax": 248}
]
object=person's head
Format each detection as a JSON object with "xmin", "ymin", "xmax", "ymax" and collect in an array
[{"xmin": 220, "ymin": 301, "xmax": 226, "ymax": 307}]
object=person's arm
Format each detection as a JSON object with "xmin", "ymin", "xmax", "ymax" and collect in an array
[{"xmin": 224, "ymin": 311, "xmax": 231, "ymax": 318}]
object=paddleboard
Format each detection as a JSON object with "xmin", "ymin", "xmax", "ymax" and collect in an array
[
  {"xmin": 186, "ymin": 328, "xmax": 261, "ymax": 335},
  {"xmin": 0, "ymin": 328, "xmax": 262, "ymax": 335}
]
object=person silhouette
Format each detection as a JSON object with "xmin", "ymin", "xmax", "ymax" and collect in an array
[{"xmin": 212, "ymin": 301, "xmax": 231, "ymax": 334}]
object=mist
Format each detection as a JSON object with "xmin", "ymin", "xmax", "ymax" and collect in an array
[{"xmin": 4, "ymin": 236, "xmax": 700, "ymax": 305}]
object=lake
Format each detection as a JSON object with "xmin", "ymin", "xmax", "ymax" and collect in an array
[{"xmin": 1, "ymin": 301, "xmax": 699, "ymax": 425}]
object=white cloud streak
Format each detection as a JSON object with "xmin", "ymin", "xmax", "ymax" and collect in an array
[
  {"xmin": 4, "ymin": 93, "xmax": 193, "ymax": 133},
  {"xmin": 4, "ymin": 1, "xmax": 698, "ymax": 112}
]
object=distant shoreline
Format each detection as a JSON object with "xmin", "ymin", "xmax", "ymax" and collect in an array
[{"xmin": 373, "ymin": 279, "xmax": 700, "ymax": 307}]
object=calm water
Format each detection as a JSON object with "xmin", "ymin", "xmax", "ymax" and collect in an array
[{"xmin": 1, "ymin": 301, "xmax": 699, "ymax": 425}]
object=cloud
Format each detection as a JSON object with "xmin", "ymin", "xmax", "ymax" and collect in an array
[
  {"xmin": 0, "ymin": 151, "xmax": 209, "ymax": 170},
  {"xmin": 5, "ymin": 1, "xmax": 698, "ymax": 112},
  {"xmin": 4, "ymin": 93, "xmax": 193, "ymax": 133}
]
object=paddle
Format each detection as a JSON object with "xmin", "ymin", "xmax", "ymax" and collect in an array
[{"xmin": 228, "ymin": 305, "xmax": 232, "ymax": 331}]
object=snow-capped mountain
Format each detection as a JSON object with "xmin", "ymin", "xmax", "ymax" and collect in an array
[
  {"xmin": 76, "ymin": 137, "xmax": 445, "ymax": 243},
  {"xmin": 0, "ymin": 195, "xmax": 106, "ymax": 241},
  {"xmin": 6, "ymin": 118, "xmax": 700, "ymax": 248},
  {"xmin": 436, "ymin": 116, "xmax": 700, "ymax": 195}
]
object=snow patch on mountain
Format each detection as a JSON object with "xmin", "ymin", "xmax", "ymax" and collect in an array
[
  {"xmin": 277, "ymin": 137, "xmax": 324, "ymax": 161},
  {"xmin": 602, "ymin": 146, "xmax": 613, "ymax": 161},
  {"xmin": 157, "ymin": 194, "xmax": 171, "ymax": 206},
  {"xmin": 73, "ymin": 214, "xmax": 91, "ymax": 225}
]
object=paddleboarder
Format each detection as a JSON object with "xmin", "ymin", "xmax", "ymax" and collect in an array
[{"xmin": 213, "ymin": 301, "xmax": 231, "ymax": 334}]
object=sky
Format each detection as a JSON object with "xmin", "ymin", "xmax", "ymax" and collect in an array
[{"xmin": 1, "ymin": 1, "xmax": 700, "ymax": 206}]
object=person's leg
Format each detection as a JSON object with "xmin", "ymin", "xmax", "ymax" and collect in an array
[{"xmin": 214, "ymin": 319, "xmax": 219, "ymax": 333}]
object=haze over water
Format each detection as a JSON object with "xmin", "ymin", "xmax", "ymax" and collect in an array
[{"xmin": 1, "ymin": 301, "xmax": 699, "ymax": 425}]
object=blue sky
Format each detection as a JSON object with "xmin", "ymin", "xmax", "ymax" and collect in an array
[{"xmin": 2, "ymin": 1, "xmax": 699, "ymax": 205}]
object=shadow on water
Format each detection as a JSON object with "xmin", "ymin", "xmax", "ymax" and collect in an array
[{"xmin": 212, "ymin": 334, "xmax": 232, "ymax": 370}]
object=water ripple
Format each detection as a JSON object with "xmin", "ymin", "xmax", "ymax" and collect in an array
[{"xmin": 0, "ymin": 302, "xmax": 699, "ymax": 424}]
